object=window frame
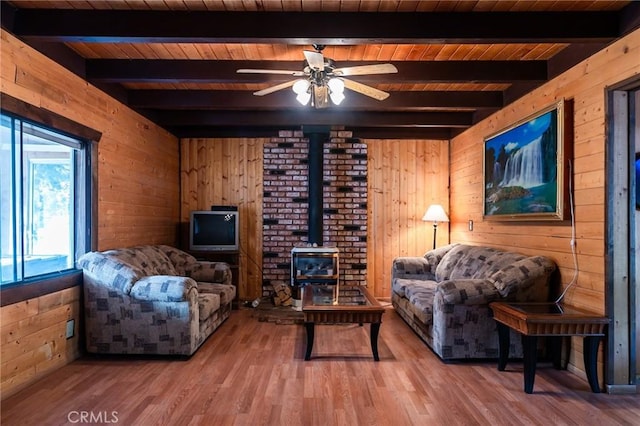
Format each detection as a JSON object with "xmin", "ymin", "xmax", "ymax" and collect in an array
[{"xmin": 0, "ymin": 93, "xmax": 100, "ymax": 306}]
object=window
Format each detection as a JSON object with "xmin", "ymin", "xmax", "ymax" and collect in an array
[{"xmin": 1, "ymin": 113, "xmax": 89, "ymax": 286}]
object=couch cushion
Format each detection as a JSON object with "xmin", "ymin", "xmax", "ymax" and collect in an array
[
  {"xmin": 392, "ymin": 277, "xmax": 409, "ymax": 297},
  {"xmin": 130, "ymin": 275, "xmax": 197, "ymax": 302},
  {"xmin": 198, "ymin": 283, "xmax": 237, "ymax": 306},
  {"xmin": 437, "ymin": 279, "xmax": 500, "ymax": 305},
  {"xmin": 186, "ymin": 262, "xmax": 232, "ymax": 285},
  {"xmin": 424, "ymin": 243, "xmax": 459, "ymax": 273},
  {"xmin": 435, "ymin": 245, "xmax": 526, "ymax": 281},
  {"xmin": 157, "ymin": 245, "xmax": 198, "ymax": 276},
  {"xmin": 102, "ymin": 246, "xmax": 177, "ymax": 276},
  {"xmin": 198, "ymin": 293, "xmax": 221, "ymax": 322},
  {"xmin": 132, "ymin": 245, "xmax": 178, "ymax": 275},
  {"xmin": 395, "ymin": 279, "xmax": 437, "ymax": 325}
]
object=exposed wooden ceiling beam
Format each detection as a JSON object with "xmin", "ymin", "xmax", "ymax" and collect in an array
[
  {"xmin": 86, "ymin": 59, "xmax": 547, "ymax": 83},
  {"xmin": 128, "ymin": 90, "xmax": 503, "ymax": 110},
  {"xmin": 169, "ymin": 125, "xmax": 453, "ymax": 140},
  {"xmin": 11, "ymin": 10, "xmax": 620, "ymax": 44},
  {"xmin": 153, "ymin": 110, "xmax": 473, "ymax": 128},
  {"xmin": 3, "ymin": 3, "xmax": 637, "ymax": 141}
]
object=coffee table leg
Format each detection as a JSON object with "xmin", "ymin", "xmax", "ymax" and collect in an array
[
  {"xmin": 496, "ymin": 322, "xmax": 510, "ymax": 371},
  {"xmin": 583, "ymin": 336, "xmax": 602, "ymax": 393},
  {"xmin": 370, "ymin": 322, "xmax": 381, "ymax": 361},
  {"xmin": 522, "ymin": 335, "xmax": 538, "ymax": 394},
  {"xmin": 304, "ymin": 322, "xmax": 314, "ymax": 361}
]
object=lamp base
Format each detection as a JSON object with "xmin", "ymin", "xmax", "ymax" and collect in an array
[{"xmin": 432, "ymin": 223, "xmax": 438, "ymax": 250}]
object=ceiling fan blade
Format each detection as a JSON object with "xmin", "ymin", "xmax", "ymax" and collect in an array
[
  {"xmin": 237, "ymin": 69, "xmax": 305, "ymax": 76},
  {"xmin": 333, "ymin": 63, "xmax": 398, "ymax": 76},
  {"xmin": 253, "ymin": 80, "xmax": 297, "ymax": 96},
  {"xmin": 303, "ymin": 50, "xmax": 325, "ymax": 70},
  {"xmin": 342, "ymin": 78, "xmax": 390, "ymax": 101}
]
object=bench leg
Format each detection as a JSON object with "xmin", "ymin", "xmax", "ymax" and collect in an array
[
  {"xmin": 583, "ymin": 336, "xmax": 602, "ymax": 393},
  {"xmin": 522, "ymin": 335, "xmax": 538, "ymax": 394},
  {"xmin": 370, "ymin": 322, "xmax": 381, "ymax": 361},
  {"xmin": 304, "ymin": 322, "xmax": 315, "ymax": 361},
  {"xmin": 496, "ymin": 322, "xmax": 510, "ymax": 371}
]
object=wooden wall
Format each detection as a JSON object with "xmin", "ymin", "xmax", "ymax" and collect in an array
[
  {"xmin": 366, "ymin": 139, "xmax": 450, "ymax": 299},
  {"xmin": 1, "ymin": 288, "xmax": 81, "ymax": 399},
  {"xmin": 180, "ymin": 138, "xmax": 265, "ymax": 301},
  {"xmin": 5, "ymin": 22, "xmax": 637, "ymax": 398},
  {"xmin": 1, "ymin": 30, "xmax": 180, "ymax": 398},
  {"xmin": 180, "ymin": 138, "xmax": 450, "ymax": 301},
  {"xmin": 449, "ymin": 29, "xmax": 640, "ymax": 379}
]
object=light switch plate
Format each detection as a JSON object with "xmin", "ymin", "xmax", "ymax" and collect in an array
[{"xmin": 66, "ymin": 319, "xmax": 75, "ymax": 339}]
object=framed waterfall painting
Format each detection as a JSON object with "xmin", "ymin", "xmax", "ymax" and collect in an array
[{"xmin": 483, "ymin": 99, "xmax": 570, "ymax": 221}]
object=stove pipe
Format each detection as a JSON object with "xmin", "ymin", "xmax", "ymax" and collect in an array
[{"xmin": 304, "ymin": 127, "xmax": 330, "ymax": 246}]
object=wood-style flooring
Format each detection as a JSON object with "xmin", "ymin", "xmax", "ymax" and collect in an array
[{"xmin": 1, "ymin": 307, "xmax": 638, "ymax": 425}]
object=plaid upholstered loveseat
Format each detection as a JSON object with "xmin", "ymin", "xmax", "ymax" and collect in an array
[
  {"xmin": 77, "ymin": 245, "xmax": 235, "ymax": 356},
  {"xmin": 391, "ymin": 244, "xmax": 556, "ymax": 360}
]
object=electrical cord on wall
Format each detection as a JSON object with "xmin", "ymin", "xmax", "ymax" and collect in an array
[{"xmin": 555, "ymin": 159, "xmax": 579, "ymax": 304}]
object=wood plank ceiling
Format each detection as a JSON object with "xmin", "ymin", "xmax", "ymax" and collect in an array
[{"xmin": 2, "ymin": 1, "xmax": 639, "ymax": 140}]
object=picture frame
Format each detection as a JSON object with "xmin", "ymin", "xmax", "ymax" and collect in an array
[{"xmin": 483, "ymin": 99, "xmax": 570, "ymax": 221}]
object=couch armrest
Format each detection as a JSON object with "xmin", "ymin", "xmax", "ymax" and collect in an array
[
  {"xmin": 436, "ymin": 279, "xmax": 500, "ymax": 305},
  {"xmin": 392, "ymin": 257, "xmax": 435, "ymax": 280},
  {"xmin": 78, "ymin": 252, "xmax": 146, "ymax": 294},
  {"xmin": 130, "ymin": 275, "xmax": 198, "ymax": 302},
  {"xmin": 489, "ymin": 256, "xmax": 556, "ymax": 299},
  {"xmin": 185, "ymin": 261, "xmax": 232, "ymax": 285}
]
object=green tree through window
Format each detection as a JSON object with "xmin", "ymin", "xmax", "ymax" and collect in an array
[{"xmin": 1, "ymin": 113, "xmax": 86, "ymax": 284}]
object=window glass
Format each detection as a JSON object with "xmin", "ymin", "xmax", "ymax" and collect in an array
[{"xmin": 0, "ymin": 114, "xmax": 84, "ymax": 285}]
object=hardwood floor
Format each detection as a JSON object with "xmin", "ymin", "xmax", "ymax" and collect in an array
[{"xmin": 2, "ymin": 307, "xmax": 638, "ymax": 425}]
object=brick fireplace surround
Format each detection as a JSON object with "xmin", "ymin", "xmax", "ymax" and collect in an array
[{"xmin": 262, "ymin": 130, "xmax": 367, "ymax": 297}]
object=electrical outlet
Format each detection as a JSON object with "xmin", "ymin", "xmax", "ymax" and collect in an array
[
  {"xmin": 66, "ymin": 319, "xmax": 75, "ymax": 339},
  {"xmin": 468, "ymin": 220, "xmax": 474, "ymax": 231}
]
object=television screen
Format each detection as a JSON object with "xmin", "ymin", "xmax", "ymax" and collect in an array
[{"xmin": 190, "ymin": 210, "xmax": 239, "ymax": 251}]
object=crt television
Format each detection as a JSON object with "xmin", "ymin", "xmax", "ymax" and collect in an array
[{"xmin": 189, "ymin": 208, "xmax": 239, "ymax": 252}]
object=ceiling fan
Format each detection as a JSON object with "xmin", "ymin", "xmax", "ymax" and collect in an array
[{"xmin": 236, "ymin": 45, "xmax": 398, "ymax": 108}]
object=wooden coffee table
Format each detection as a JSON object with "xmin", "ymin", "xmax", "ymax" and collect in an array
[
  {"xmin": 301, "ymin": 284, "xmax": 385, "ymax": 361},
  {"xmin": 490, "ymin": 302, "xmax": 609, "ymax": 394}
]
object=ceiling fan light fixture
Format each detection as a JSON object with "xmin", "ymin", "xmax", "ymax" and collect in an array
[
  {"xmin": 327, "ymin": 78, "xmax": 344, "ymax": 94},
  {"xmin": 292, "ymin": 79, "xmax": 310, "ymax": 95},
  {"xmin": 328, "ymin": 78, "xmax": 345, "ymax": 105},
  {"xmin": 292, "ymin": 79, "xmax": 312, "ymax": 105},
  {"xmin": 238, "ymin": 47, "xmax": 394, "ymax": 108},
  {"xmin": 296, "ymin": 91, "xmax": 311, "ymax": 105},
  {"xmin": 329, "ymin": 91, "xmax": 345, "ymax": 105}
]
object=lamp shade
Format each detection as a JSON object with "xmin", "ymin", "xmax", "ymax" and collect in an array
[{"xmin": 422, "ymin": 204, "xmax": 449, "ymax": 223}]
